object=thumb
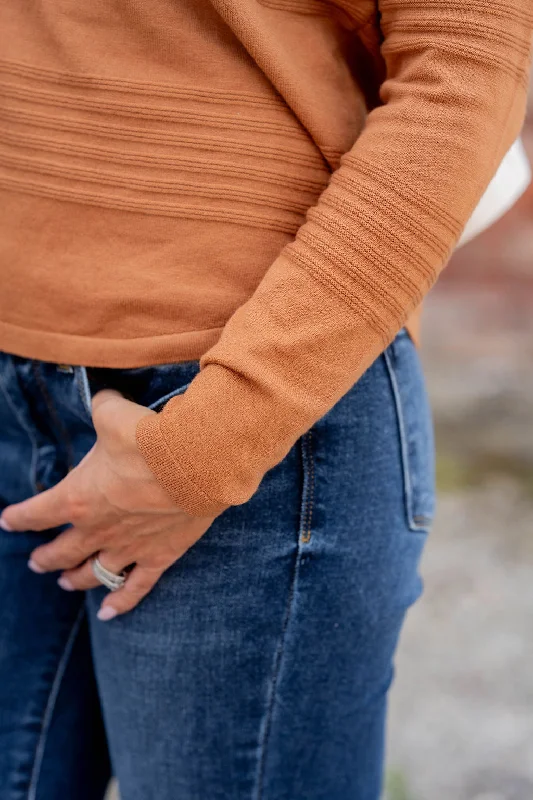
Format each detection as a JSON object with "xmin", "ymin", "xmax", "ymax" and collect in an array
[
  {"xmin": 91, "ymin": 388, "xmax": 125, "ymax": 416},
  {"xmin": 91, "ymin": 389, "xmax": 156, "ymax": 440}
]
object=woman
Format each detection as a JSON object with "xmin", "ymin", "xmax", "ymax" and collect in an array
[{"xmin": 0, "ymin": 1, "xmax": 531, "ymax": 798}]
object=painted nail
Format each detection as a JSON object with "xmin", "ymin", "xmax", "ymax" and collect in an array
[
  {"xmin": 57, "ymin": 576, "xmax": 75, "ymax": 591},
  {"xmin": 28, "ymin": 559, "xmax": 45, "ymax": 574},
  {"xmin": 0, "ymin": 518, "xmax": 12, "ymax": 531},
  {"xmin": 97, "ymin": 606, "xmax": 117, "ymax": 622}
]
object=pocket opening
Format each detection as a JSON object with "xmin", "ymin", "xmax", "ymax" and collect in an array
[
  {"xmin": 148, "ymin": 382, "xmax": 192, "ymax": 412},
  {"xmin": 76, "ymin": 361, "xmax": 201, "ymax": 417},
  {"xmin": 383, "ymin": 334, "xmax": 436, "ymax": 533}
]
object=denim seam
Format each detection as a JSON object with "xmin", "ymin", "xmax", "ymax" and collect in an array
[
  {"xmin": 0, "ymin": 367, "xmax": 40, "ymax": 494},
  {"xmin": 383, "ymin": 348, "xmax": 428, "ymax": 533},
  {"xmin": 74, "ymin": 366, "xmax": 93, "ymax": 422},
  {"xmin": 254, "ymin": 433, "xmax": 313, "ymax": 800},
  {"xmin": 27, "ymin": 605, "xmax": 86, "ymax": 800},
  {"xmin": 31, "ymin": 362, "xmax": 76, "ymax": 470},
  {"xmin": 300, "ymin": 430, "xmax": 315, "ymax": 544},
  {"xmin": 254, "ymin": 551, "xmax": 302, "ymax": 800}
]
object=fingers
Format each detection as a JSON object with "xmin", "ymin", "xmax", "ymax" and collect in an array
[
  {"xmin": 0, "ymin": 480, "xmax": 72, "ymax": 533},
  {"xmin": 96, "ymin": 565, "xmax": 164, "ymax": 621},
  {"xmin": 29, "ymin": 527, "xmax": 96, "ymax": 573},
  {"xmin": 57, "ymin": 546, "xmax": 164, "ymax": 623},
  {"xmin": 58, "ymin": 549, "xmax": 133, "ymax": 592}
]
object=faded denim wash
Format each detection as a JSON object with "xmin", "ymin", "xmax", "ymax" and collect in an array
[{"xmin": 0, "ymin": 328, "xmax": 435, "ymax": 800}]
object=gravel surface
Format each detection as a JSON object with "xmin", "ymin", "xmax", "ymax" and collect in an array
[{"xmin": 387, "ymin": 482, "xmax": 533, "ymax": 800}]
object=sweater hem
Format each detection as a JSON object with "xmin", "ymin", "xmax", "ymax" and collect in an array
[
  {"xmin": 0, "ymin": 319, "xmax": 225, "ymax": 368},
  {"xmin": 0, "ymin": 312, "xmax": 421, "ymax": 370}
]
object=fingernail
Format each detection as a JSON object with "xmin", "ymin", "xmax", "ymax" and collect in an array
[
  {"xmin": 57, "ymin": 576, "xmax": 75, "ymax": 591},
  {"xmin": 97, "ymin": 606, "xmax": 117, "ymax": 622},
  {"xmin": 28, "ymin": 559, "xmax": 45, "ymax": 574},
  {"xmin": 0, "ymin": 518, "xmax": 12, "ymax": 531}
]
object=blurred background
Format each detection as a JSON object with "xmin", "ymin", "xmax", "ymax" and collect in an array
[{"xmin": 385, "ymin": 82, "xmax": 533, "ymax": 799}]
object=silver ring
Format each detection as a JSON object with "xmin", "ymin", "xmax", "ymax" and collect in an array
[{"xmin": 91, "ymin": 555, "xmax": 126, "ymax": 592}]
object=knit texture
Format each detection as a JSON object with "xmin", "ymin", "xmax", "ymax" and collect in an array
[{"xmin": 0, "ymin": 1, "xmax": 531, "ymax": 515}]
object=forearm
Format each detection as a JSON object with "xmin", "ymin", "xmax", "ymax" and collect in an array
[{"xmin": 137, "ymin": 0, "xmax": 533, "ymax": 516}]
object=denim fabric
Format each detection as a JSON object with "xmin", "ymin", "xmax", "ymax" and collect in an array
[{"xmin": 0, "ymin": 329, "xmax": 435, "ymax": 800}]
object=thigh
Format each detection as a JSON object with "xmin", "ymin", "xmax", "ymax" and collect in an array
[
  {"xmin": 86, "ymin": 426, "xmax": 305, "ymax": 800},
  {"xmin": 87, "ymin": 331, "xmax": 435, "ymax": 800},
  {"xmin": 0, "ymin": 354, "xmax": 110, "ymax": 800},
  {"xmin": 256, "ymin": 330, "xmax": 435, "ymax": 800}
]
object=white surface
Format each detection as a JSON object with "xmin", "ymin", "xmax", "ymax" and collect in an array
[{"xmin": 458, "ymin": 138, "xmax": 531, "ymax": 247}]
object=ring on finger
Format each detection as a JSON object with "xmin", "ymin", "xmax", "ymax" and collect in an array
[{"xmin": 91, "ymin": 555, "xmax": 127, "ymax": 592}]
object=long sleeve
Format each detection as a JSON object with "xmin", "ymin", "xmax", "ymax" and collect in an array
[{"xmin": 136, "ymin": 0, "xmax": 533, "ymax": 517}]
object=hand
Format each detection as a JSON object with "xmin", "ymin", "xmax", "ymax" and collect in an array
[{"xmin": 0, "ymin": 390, "xmax": 217, "ymax": 620}]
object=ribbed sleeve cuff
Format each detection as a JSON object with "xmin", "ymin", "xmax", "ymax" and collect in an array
[{"xmin": 135, "ymin": 412, "xmax": 230, "ymax": 518}]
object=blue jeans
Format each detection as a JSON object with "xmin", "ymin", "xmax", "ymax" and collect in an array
[{"xmin": 0, "ymin": 329, "xmax": 435, "ymax": 800}]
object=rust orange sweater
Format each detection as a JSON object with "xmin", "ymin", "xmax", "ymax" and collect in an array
[{"xmin": 0, "ymin": 1, "xmax": 531, "ymax": 516}]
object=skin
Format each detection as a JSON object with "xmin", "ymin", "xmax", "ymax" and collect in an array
[{"xmin": 0, "ymin": 390, "xmax": 217, "ymax": 621}]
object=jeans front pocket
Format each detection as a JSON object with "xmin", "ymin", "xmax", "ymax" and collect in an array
[
  {"xmin": 80, "ymin": 360, "xmax": 202, "ymax": 419},
  {"xmin": 142, "ymin": 361, "xmax": 202, "ymax": 412},
  {"xmin": 383, "ymin": 330, "xmax": 436, "ymax": 532}
]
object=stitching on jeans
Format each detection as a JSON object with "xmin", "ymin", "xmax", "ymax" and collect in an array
[
  {"xmin": 383, "ymin": 347, "xmax": 414, "ymax": 528},
  {"xmin": 27, "ymin": 605, "xmax": 85, "ymax": 800},
  {"xmin": 74, "ymin": 367, "xmax": 93, "ymax": 422},
  {"xmin": 0, "ymin": 362, "xmax": 40, "ymax": 494},
  {"xmin": 255, "ymin": 532, "xmax": 303, "ymax": 800},
  {"xmin": 31, "ymin": 362, "xmax": 76, "ymax": 470},
  {"xmin": 383, "ymin": 346, "xmax": 429, "ymax": 533},
  {"xmin": 254, "ymin": 431, "xmax": 315, "ymax": 798},
  {"xmin": 300, "ymin": 430, "xmax": 315, "ymax": 544}
]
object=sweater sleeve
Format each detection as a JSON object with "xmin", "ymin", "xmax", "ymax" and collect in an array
[{"xmin": 136, "ymin": 0, "xmax": 533, "ymax": 517}]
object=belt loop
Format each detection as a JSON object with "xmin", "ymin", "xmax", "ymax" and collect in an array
[{"xmin": 74, "ymin": 366, "xmax": 93, "ymax": 420}]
